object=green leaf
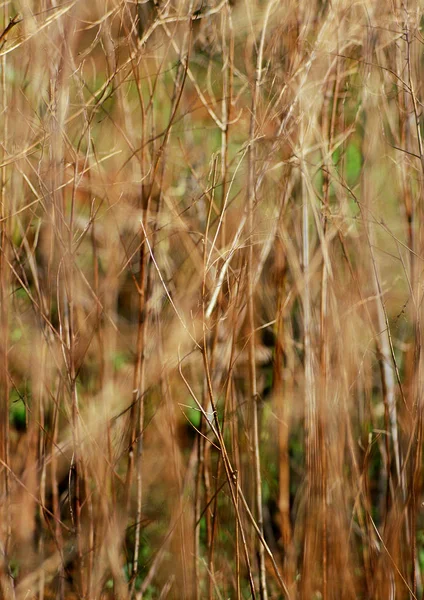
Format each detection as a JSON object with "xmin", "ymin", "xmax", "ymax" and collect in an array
[
  {"xmin": 346, "ymin": 142, "xmax": 362, "ymax": 185},
  {"xmin": 10, "ymin": 400, "xmax": 26, "ymax": 430}
]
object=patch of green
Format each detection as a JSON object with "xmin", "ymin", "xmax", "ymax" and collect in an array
[
  {"xmin": 348, "ymin": 193, "xmax": 360, "ymax": 218},
  {"xmin": 105, "ymin": 578, "xmax": 114, "ymax": 590},
  {"xmin": 314, "ymin": 167, "xmax": 324, "ymax": 195},
  {"xmin": 199, "ymin": 515, "xmax": 207, "ymax": 545},
  {"xmin": 10, "ymin": 394, "xmax": 26, "ymax": 431},
  {"xmin": 345, "ymin": 141, "xmax": 362, "ymax": 186},
  {"xmin": 187, "ymin": 404, "xmax": 202, "ymax": 429},
  {"xmin": 9, "ymin": 558, "xmax": 19, "ymax": 579},
  {"xmin": 94, "ymin": 87, "xmax": 116, "ymax": 121},
  {"xmin": 289, "ymin": 428, "xmax": 305, "ymax": 497},
  {"xmin": 10, "ymin": 326, "xmax": 22, "ymax": 343},
  {"xmin": 262, "ymin": 365, "xmax": 274, "ymax": 399},
  {"xmin": 140, "ymin": 586, "xmax": 158, "ymax": 600},
  {"xmin": 419, "ymin": 548, "xmax": 424, "ymax": 577},
  {"xmin": 189, "ymin": 125, "xmax": 221, "ymax": 155},
  {"xmin": 262, "ymin": 478, "xmax": 271, "ymax": 504},
  {"xmin": 14, "ymin": 287, "xmax": 29, "ymax": 301},
  {"xmin": 113, "ymin": 351, "xmax": 131, "ymax": 372},
  {"xmin": 330, "ymin": 138, "xmax": 362, "ymax": 192},
  {"xmin": 123, "ymin": 562, "xmax": 143, "ymax": 591},
  {"xmin": 124, "ymin": 534, "xmax": 158, "ymax": 593},
  {"xmin": 418, "ymin": 531, "xmax": 424, "ymax": 572}
]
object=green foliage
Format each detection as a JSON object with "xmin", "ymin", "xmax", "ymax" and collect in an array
[
  {"xmin": 113, "ymin": 351, "xmax": 131, "ymax": 372},
  {"xmin": 185, "ymin": 399, "xmax": 202, "ymax": 429},
  {"xmin": 10, "ymin": 396, "xmax": 26, "ymax": 431},
  {"xmin": 345, "ymin": 140, "xmax": 362, "ymax": 186}
]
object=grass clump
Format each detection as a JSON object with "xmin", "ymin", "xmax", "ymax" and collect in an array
[{"xmin": 0, "ymin": 1, "xmax": 424, "ymax": 599}]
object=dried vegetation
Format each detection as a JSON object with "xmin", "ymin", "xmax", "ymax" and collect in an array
[{"xmin": 1, "ymin": 1, "xmax": 424, "ymax": 598}]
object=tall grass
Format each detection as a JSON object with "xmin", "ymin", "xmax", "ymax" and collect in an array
[{"xmin": 1, "ymin": 1, "xmax": 424, "ymax": 598}]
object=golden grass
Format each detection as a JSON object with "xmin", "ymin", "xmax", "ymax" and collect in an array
[{"xmin": 0, "ymin": 1, "xmax": 423, "ymax": 598}]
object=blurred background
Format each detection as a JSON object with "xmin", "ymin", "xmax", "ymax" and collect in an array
[{"xmin": 0, "ymin": 1, "xmax": 423, "ymax": 598}]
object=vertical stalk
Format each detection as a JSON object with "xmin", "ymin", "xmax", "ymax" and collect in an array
[
  {"xmin": 0, "ymin": 4, "xmax": 13, "ymax": 596},
  {"xmin": 128, "ymin": 194, "xmax": 149, "ymax": 598},
  {"xmin": 247, "ymin": 3, "xmax": 276, "ymax": 596},
  {"xmin": 405, "ymin": 23, "xmax": 424, "ymax": 595},
  {"xmin": 301, "ymin": 158, "xmax": 316, "ymax": 599},
  {"xmin": 69, "ymin": 153, "xmax": 85, "ymax": 600},
  {"xmin": 319, "ymin": 59, "xmax": 340, "ymax": 598}
]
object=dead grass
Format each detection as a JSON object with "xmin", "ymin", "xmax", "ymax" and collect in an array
[{"xmin": 0, "ymin": 1, "xmax": 424, "ymax": 598}]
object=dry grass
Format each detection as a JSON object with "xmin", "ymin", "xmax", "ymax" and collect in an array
[{"xmin": 1, "ymin": 0, "xmax": 424, "ymax": 598}]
